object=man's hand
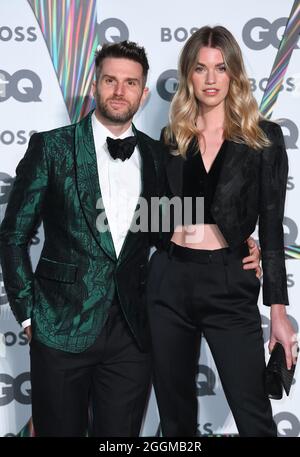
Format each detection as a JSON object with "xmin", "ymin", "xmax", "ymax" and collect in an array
[
  {"xmin": 24, "ymin": 325, "xmax": 32, "ymax": 344},
  {"xmin": 243, "ymin": 237, "xmax": 261, "ymax": 278}
]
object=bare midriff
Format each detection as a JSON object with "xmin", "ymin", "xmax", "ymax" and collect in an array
[{"xmin": 171, "ymin": 223, "xmax": 228, "ymax": 250}]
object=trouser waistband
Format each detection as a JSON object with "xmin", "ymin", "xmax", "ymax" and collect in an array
[{"xmin": 166, "ymin": 242, "xmax": 249, "ymax": 264}]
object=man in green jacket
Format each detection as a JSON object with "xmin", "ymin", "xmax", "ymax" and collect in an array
[{"xmin": 0, "ymin": 41, "xmax": 165, "ymax": 437}]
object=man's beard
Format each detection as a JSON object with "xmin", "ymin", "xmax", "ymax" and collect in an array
[{"xmin": 95, "ymin": 92, "xmax": 140, "ymax": 124}]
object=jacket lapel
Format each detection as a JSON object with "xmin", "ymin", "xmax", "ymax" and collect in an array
[
  {"xmin": 213, "ymin": 140, "xmax": 250, "ymax": 207},
  {"xmin": 165, "ymin": 152, "xmax": 184, "ymax": 197},
  {"xmin": 74, "ymin": 111, "xmax": 116, "ymax": 261},
  {"xmin": 165, "ymin": 139, "xmax": 249, "ymax": 202}
]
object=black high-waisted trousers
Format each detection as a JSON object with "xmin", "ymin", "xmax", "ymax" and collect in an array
[{"xmin": 147, "ymin": 242, "xmax": 276, "ymax": 437}]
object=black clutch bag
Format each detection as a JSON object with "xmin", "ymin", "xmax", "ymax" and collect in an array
[{"xmin": 266, "ymin": 342, "xmax": 296, "ymax": 400}]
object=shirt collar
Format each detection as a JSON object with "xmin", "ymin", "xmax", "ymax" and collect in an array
[{"xmin": 92, "ymin": 111, "xmax": 134, "ymax": 149}]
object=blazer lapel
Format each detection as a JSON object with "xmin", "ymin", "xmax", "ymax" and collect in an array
[
  {"xmin": 74, "ymin": 111, "xmax": 116, "ymax": 261},
  {"xmin": 164, "ymin": 139, "xmax": 251, "ymax": 223},
  {"xmin": 213, "ymin": 140, "xmax": 250, "ymax": 206},
  {"xmin": 165, "ymin": 152, "xmax": 184, "ymax": 197}
]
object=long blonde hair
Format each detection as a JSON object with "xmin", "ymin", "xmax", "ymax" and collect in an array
[{"xmin": 165, "ymin": 25, "xmax": 271, "ymax": 156}]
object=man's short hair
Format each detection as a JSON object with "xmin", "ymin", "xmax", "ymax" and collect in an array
[{"xmin": 95, "ymin": 41, "xmax": 149, "ymax": 85}]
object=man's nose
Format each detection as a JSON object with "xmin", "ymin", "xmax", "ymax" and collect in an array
[{"xmin": 114, "ymin": 82, "xmax": 125, "ymax": 95}]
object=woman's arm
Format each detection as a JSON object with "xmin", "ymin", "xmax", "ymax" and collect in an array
[
  {"xmin": 259, "ymin": 122, "xmax": 288, "ymax": 305},
  {"xmin": 259, "ymin": 122, "xmax": 297, "ymax": 367}
]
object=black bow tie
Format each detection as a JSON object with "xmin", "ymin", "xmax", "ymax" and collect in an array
[{"xmin": 106, "ymin": 136, "xmax": 137, "ymax": 161}]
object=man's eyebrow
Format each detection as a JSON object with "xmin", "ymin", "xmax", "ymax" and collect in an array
[
  {"xmin": 101, "ymin": 74, "xmax": 140, "ymax": 82},
  {"xmin": 101, "ymin": 74, "xmax": 116, "ymax": 79}
]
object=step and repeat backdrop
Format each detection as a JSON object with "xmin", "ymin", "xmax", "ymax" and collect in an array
[{"xmin": 0, "ymin": 0, "xmax": 299, "ymax": 437}]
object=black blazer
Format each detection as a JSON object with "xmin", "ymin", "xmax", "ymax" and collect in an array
[{"xmin": 160, "ymin": 120, "xmax": 289, "ymax": 306}]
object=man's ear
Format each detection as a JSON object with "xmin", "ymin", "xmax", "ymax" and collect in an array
[
  {"xmin": 91, "ymin": 80, "xmax": 96, "ymax": 97},
  {"xmin": 140, "ymin": 86, "xmax": 149, "ymax": 107}
]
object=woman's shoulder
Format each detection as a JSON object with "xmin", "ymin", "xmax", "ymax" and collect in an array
[
  {"xmin": 259, "ymin": 118, "xmax": 283, "ymax": 140},
  {"xmin": 258, "ymin": 119, "xmax": 286, "ymax": 151},
  {"xmin": 159, "ymin": 126, "xmax": 179, "ymax": 156}
]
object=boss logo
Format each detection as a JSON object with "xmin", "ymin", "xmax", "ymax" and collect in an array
[
  {"xmin": 287, "ymin": 274, "xmax": 295, "ymax": 288},
  {"xmin": 0, "ymin": 26, "xmax": 37, "ymax": 42},
  {"xmin": 0, "ymin": 130, "xmax": 37, "ymax": 145},
  {"xmin": 274, "ymin": 412, "xmax": 300, "ymax": 437},
  {"xmin": 161, "ymin": 27, "xmax": 199, "ymax": 42},
  {"xmin": 196, "ymin": 364, "xmax": 216, "ymax": 397},
  {"xmin": 249, "ymin": 77, "xmax": 295, "ymax": 94},
  {"xmin": 156, "ymin": 69, "xmax": 178, "ymax": 101},
  {"xmin": 4, "ymin": 331, "xmax": 28, "ymax": 347},
  {"xmin": 97, "ymin": 18, "xmax": 129, "ymax": 44},
  {"xmin": 196, "ymin": 422, "xmax": 213, "ymax": 436},
  {"xmin": 287, "ymin": 177, "xmax": 295, "ymax": 191},
  {"xmin": 0, "ymin": 172, "xmax": 14, "ymax": 205},
  {"xmin": 242, "ymin": 18, "xmax": 299, "ymax": 50},
  {"xmin": 0, "ymin": 372, "xmax": 31, "ymax": 406},
  {"xmin": 0, "ymin": 70, "xmax": 42, "ymax": 103}
]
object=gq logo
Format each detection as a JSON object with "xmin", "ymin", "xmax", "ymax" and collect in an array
[
  {"xmin": 278, "ymin": 119, "xmax": 299, "ymax": 150},
  {"xmin": 0, "ymin": 70, "xmax": 42, "ymax": 103},
  {"xmin": 261, "ymin": 314, "xmax": 298, "ymax": 344},
  {"xmin": 157, "ymin": 70, "xmax": 178, "ymax": 102},
  {"xmin": 274, "ymin": 412, "xmax": 300, "ymax": 437},
  {"xmin": 97, "ymin": 18, "xmax": 129, "ymax": 44},
  {"xmin": 196, "ymin": 364, "xmax": 216, "ymax": 397},
  {"xmin": 0, "ymin": 372, "xmax": 31, "ymax": 406},
  {"xmin": 284, "ymin": 216, "xmax": 299, "ymax": 246},
  {"xmin": 243, "ymin": 18, "xmax": 300, "ymax": 50}
]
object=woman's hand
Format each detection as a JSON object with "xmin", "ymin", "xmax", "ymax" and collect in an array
[
  {"xmin": 24, "ymin": 325, "xmax": 32, "ymax": 344},
  {"xmin": 269, "ymin": 304, "xmax": 298, "ymax": 369},
  {"xmin": 243, "ymin": 237, "xmax": 261, "ymax": 278}
]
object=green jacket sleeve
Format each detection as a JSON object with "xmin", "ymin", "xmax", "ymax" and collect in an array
[{"xmin": 0, "ymin": 132, "xmax": 49, "ymax": 323}]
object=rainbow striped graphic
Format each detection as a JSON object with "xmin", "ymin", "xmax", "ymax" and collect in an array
[
  {"xmin": 28, "ymin": 0, "xmax": 98, "ymax": 123},
  {"xmin": 285, "ymin": 245, "xmax": 300, "ymax": 259},
  {"xmin": 260, "ymin": 0, "xmax": 300, "ymax": 118},
  {"xmin": 259, "ymin": 0, "xmax": 300, "ymax": 259}
]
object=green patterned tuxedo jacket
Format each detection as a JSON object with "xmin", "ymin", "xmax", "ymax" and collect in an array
[{"xmin": 0, "ymin": 111, "xmax": 164, "ymax": 352}]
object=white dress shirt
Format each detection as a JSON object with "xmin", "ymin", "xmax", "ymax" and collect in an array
[
  {"xmin": 92, "ymin": 112, "xmax": 141, "ymax": 257},
  {"xmin": 22, "ymin": 113, "xmax": 142, "ymax": 329}
]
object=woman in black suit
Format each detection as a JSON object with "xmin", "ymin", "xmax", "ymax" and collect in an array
[{"xmin": 147, "ymin": 25, "xmax": 297, "ymax": 437}]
